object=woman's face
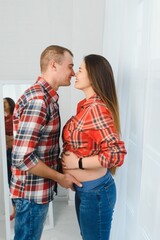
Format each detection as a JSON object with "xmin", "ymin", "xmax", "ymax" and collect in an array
[
  {"xmin": 3, "ymin": 99, "xmax": 10, "ymax": 114},
  {"xmin": 75, "ymin": 61, "xmax": 92, "ymax": 91}
]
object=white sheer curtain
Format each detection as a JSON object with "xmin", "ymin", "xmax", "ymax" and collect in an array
[
  {"xmin": 103, "ymin": 0, "xmax": 160, "ymax": 239},
  {"xmin": 103, "ymin": 1, "xmax": 134, "ymax": 239}
]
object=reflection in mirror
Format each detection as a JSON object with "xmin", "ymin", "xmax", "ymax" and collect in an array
[
  {"xmin": 0, "ymin": 83, "xmax": 31, "ymax": 240},
  {"xmin": 0, "ymin": 82, "xmax": 54, "ymax": 239},
  {"xmin": 3, "ymin": 98, "xmax": 16, "ymax": 237}
]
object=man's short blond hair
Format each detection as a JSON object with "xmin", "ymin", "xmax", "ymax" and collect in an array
[{"xmin": 40, "ymin": 45, "xmax": 73, "ymax": 73}]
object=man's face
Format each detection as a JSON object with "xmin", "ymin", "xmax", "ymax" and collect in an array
[{"xmin": 56, "ymin": 51, "xmax": 75, "ymax": 87}]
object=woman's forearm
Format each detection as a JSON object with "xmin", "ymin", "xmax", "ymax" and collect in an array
[
  {"xmin": 62, "ymin": 152, "xmax": 103, "ymax": 170},
  {"xmin": 79, "ymin": 155, "xmax": 102, "ymax": 169}
]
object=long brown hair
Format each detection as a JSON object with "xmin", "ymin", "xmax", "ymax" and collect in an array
[
  {"xmin": 84, "ymin": 54, "xmax": 121, "ymax": 174},
  {"xmin": 4, "ymin": 97, "xmax": 15, "ymax": 115}
]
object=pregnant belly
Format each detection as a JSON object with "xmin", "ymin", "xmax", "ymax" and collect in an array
[{"xmin": 63, "ymin": 168, "xmax": 107, "ymax": 182}]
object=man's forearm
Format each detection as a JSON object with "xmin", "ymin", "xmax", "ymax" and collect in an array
[
  {"xmin": 28, "ymin": 159, "xmax": 82, "ymax": 190},
  {"xmin": 28, "ymin": 160, "xmax": 63, "ymax": 182}
]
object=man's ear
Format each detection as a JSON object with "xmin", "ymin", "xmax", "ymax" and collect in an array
[{"xmin": 49, "ymin": 60, "xmax": 57, "ymax": 71}]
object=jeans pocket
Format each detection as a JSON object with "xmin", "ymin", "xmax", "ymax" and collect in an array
[
  {"xmin": 13, "ymin": 198, "xmax": 23, "ymax": 212},
  {"xmin": 104, "ymin": 182, "xmax": 116, "ymax": 209},
  {"xmin": 13, "ymin": 198, "xmax": 31, "ymax": 213}
]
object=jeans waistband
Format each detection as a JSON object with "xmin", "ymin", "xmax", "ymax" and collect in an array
[{"xmin": 75, "ymin": 170, "xmax": 113, "ymax": 192}]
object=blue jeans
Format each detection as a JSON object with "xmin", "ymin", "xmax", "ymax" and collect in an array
[
  {"xmin": 13, "ymin": 198, "xmax": 49, "ymax": 240},
  {"xmin": 75, "ymin": 171, "xmax": 116, "ymax": 240}
]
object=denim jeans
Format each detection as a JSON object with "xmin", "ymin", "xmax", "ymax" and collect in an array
[
  {"xmin": 75, "ymin": 171, "xmax": 116, "ymax": 240},
  {"xmin": 13, "ymin": 198, "xmax": 49, "ymax": 240}
]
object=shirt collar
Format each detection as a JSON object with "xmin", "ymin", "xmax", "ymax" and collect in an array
[
  {"xmin": 77, "ymin": 94, "xmax": 102, "ymax": 113},
  {"xmin": 36, "ymin": 76, "xmax": 59, "ymax": 102}
]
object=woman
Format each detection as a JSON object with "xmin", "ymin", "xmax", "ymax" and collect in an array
[
  {"xmin": 62, "ymin": 54, "xmax": 127, "ymax": 240},
  {"xmin": 4, "ymin": 97, "xmax": 16, "ymax": 221}
]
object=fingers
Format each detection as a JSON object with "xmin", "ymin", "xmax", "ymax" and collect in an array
[
  {"xmin": 61, "ymin": 160, "xmax": 68, "ymax": 168},
  {"xmin": 73, "ymin": 179, "xmax": 82, "ymax": 188},
  {"xmin": 64, "ymin": 174, "xmax": 82, "ymax": 189},
  {"xmin": 63, "ymin": 151, "xmax": 70, "ymax": 156},
  {"xmin": 61, "ymin": 151, "xmax": 70, "ymax": 166},
  {"xmin": 60, "ymin": 151, "xmax": 69, "ymax": 159},
  {"xmin": 61, "ymin": 160, "xmax": 65, "ymax": 166}
]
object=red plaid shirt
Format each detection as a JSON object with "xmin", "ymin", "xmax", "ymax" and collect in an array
[
  {"xmin": 63, "ymin": 95, "xmax": 127, "ymax": 169},
  {"xmin": 10, "ymin": 77, "xmax": 60, "ymax": 204},
  {"xmin": 5, "ymin": 115, "xmax": 13, "ymax": 136}
]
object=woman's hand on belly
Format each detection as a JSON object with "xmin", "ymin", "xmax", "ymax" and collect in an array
[
  {"xmin": 61, "ymin": 151, "xmax": 79, "ymax": 169},
  {"xmin": 62, "ymin": 151, "xmax": 107, "ymax": 181}
]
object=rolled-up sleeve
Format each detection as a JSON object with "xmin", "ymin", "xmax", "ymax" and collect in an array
[
  {"xmin": 12, "ymin": 99, "xmax": 47, "ymax": 171},
  {"xmin": 96, "ymin": 130, "xmax": 126, "ymax": 168},
  {"xmin": 84, "ymin": 104, "xmax": 127, "ymax": 168}
]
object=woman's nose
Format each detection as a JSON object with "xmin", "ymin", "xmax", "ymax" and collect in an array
[{"xmin": 75, "ymin": 72, "xmax": 78, "ymax": 77}]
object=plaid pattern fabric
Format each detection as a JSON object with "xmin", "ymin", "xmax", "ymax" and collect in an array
[
  {"xmin": 63, "ymin": 95, "xmax": 127, "ymax": 169},
  {"xmin": 10, "ymin": 77, "xmax": 60, "ymax": 203},
  {"xmin": 5, "ymin": 115, "xmax": 13, "ymax": 136}
]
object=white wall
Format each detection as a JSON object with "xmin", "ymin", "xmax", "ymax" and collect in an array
[{"xmin": 0, "ymin": 0, "xmax": 72, "ymax": 80}]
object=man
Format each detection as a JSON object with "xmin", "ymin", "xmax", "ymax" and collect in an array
[{"xmin": 10, "ymin": 45, "xmax": 82, "ymax": 240}]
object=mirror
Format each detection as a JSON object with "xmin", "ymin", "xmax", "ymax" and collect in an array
[{"xmin": 0, "ymin": 80, "xmax": 54, "ymax": 239}]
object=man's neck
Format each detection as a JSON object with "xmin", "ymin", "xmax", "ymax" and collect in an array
[{"xmin": 41, "ymin": 74, "xmax": 58, "ymax": 91}]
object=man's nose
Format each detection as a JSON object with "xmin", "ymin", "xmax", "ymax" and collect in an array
[{"xmin": 71, "ymin": 69, "xmax": 75, "ymax": 76}]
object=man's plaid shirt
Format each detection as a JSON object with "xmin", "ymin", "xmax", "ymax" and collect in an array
[
  {"xmin": 63, "ymin": 95, "xmax": 127, "ymax": 169},
  {"xmin": 10, "ymin": 77, "xmax": 60, "ymax": 204}
]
